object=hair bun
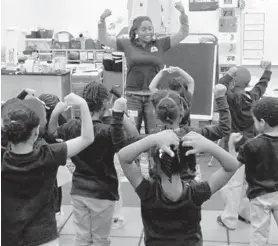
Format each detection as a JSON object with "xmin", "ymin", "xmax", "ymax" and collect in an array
[{"xmin": 3, "ymin": 120, "xmax": 25, "ymax": 144}]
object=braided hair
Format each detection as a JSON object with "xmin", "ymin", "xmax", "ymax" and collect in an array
[
  {"xmin": 169, "ymin": 77, "xmax": 191, "ymax": 125},
  {"xmin": 38, "ymin": 94, "xmax": 60, "ymax": 122},
  {"xmin": 151, "ymin": 90, "xmax": 186, "ymax": 126},
  {"xmin": 151, "ymin": 128, "xmax": 196, "ymax": 182},
  {"xmin": 129, "ymin": 16, "xmax": 153, "ymax": 44},
  {"xmin": 150, "ymin": 90, "xmax": 196, "ymax": 181},
  {"xmin": 82, "ymin": 82, "xmax": 109, "ymax": 113}
]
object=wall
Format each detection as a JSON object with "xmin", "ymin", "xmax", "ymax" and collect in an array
[
  {"xmin": 1, "ymin": 0, "xmax": 128, "ymax": 46},
  {"xmin": 241, "ymin": 0, "xmax": 278, "ymax": 65},
  {"xmin": 166, "ymin": 0, "xmax": 220, "ymax": 35}
]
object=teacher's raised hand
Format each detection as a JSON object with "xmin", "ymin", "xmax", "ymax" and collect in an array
[
  {"xmin": 100, "ymin": 9, "xmax": 112, "ymax": 21},
  {"xmin": 174, "ymin": 1, "xmax": 185, "ymax": 13}
]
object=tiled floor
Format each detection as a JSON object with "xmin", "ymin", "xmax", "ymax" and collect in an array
[{"xmin": 59, "ymin": 205, "xmax": 278, "ymax": 246}]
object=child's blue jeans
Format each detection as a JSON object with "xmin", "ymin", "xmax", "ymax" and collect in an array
[{"xmin": 126, "ymin": 92, "xmax": 156, "ymax": 134}]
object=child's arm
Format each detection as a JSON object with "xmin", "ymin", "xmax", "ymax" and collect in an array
[
  {"xmin": 248, "ymin": 61, "xmax": 272, "ymax": 101},
  {"xmin": 123, "ymin": 115, "xmax": 140, "ymax": 140},
  {"xmin": 149, "ymin": 69, "xmax": 165, "ymax": 93},
  {"xmin": 219, "ymin": 67, "xmax": 237, "ymax": 89},
  {"xmin": 48, "ymin": 102, "xmax": 69, "ymax": 136},
  {"xmin": 16, "ymin": 88, "xmax": 36, "ymax": 100},
  {"xmin": 189, "ymin": 84, "xmax": 231, "ymax": 141},
  {"xmin": 118, "ymin": 130, "xmax": 180, "ymax": 189},
  {"xmin": 110, "ymin": 98, "xmax": 129, "ymax": 151},
  {"xmin": 182, "ymin": 132, "xmax": 239, "ymax": 194},
  {"xmin": 61, "ymin": 93, "xmax": 94, "ymax": 158},
  {"xmin": 168, "ymin": 66, "xmax": 195, "ymax": 95}
]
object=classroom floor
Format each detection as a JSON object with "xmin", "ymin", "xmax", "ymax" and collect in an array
[
  {"xmin": 59, "ymin": 155, "xmax": 278, "ymax": 246},
  {"xmin": 58, "ymin": 206, "xmax": 278, "ymax": 246}
]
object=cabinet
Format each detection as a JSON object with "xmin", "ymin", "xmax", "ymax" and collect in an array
[{"xmin": 1, "ymin": 71, "xmax": 72, "ymax": 119}]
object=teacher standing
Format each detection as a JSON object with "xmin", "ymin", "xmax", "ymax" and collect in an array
[{"xmin": 98, "ymin": 2, "xmax": 189, "ymax": 134}]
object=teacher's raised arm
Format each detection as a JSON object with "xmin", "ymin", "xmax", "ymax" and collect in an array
[
  {"xmin": 170, "ymin": 1, "xmax": 189, "ymax": 47},
  {"xmin": 98, "ymin": 9, "xmax": 117, "ymax": 50}
]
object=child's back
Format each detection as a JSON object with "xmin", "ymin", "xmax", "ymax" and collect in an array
[
  {"xmin": 2, "ymin": 143, "xmax": 67, "ymax": 245},
  {"xmin": 232, "ymin": 97, "xmax": 278, "ymax": 246},
  {"xmin": 220, "ymin": 63, "xmax": 272, "ymax": 140},
  {"xmin": 238, "ymin": 133, "xmax": 278, "ymax": 199},
  {"xmin": 57, "ymin": 118, "xmax": 125, "ymax": 200},
  {"xmin": 2, "ymin": 93, "xmax": 94, "ymax": 246},
  {"xmin": 47, "ymin": 82, "xmax": 128, "ymax": 246}
]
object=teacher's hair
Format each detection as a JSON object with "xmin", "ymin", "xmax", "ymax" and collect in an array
[{"xmin": 129, "ymin": 16, "xmax": 152, "ymax": 43}]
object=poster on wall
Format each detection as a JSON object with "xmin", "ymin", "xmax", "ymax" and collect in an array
[{"xmin": 189, "ymin": 0, "xmax": 219, "ymax": 11}]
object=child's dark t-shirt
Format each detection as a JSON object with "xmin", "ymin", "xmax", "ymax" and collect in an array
[
  {"xmin": 136, "ymin": 178, "xmax": 211, "ymax": 246},
  {"xmin": 220, "ymin": 70, "xmax": 272, "ymax": 138},
  {"xmin": 237, "ymin": 134, "xmax": 278, "ymax": 199},
  {"xmin": 56, "ymin": 113, "xmax": 125, "ymax": 201},
  {"xmin": 2, "ymin": 143, "xmax": 67, "ymax": 246}
]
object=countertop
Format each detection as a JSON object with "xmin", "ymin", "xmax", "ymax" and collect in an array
[{"xmin": 1, "ymin": 70, "xmax": 70, "ymax": 76}]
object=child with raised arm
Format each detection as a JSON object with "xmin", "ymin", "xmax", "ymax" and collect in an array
[
  {"xmin": 229, "ymin": 97, "xmax": 278, "ymax": 246},
  {"xmin": 48, "ymin": 82, "xmax": 128, "ymax": 246},
  {"xmin": 217, "ymin": 61, "xmax": 272, "ymax": 230},
  {"xmin": 2, "ymin": 93, "xmax": 94, "ymax": 246},
  {"xmin": 118, "ymin": 122, "xmax": 238, "ymax": 245},
  {"xmin": 148, "ymin": 83, "xmax": 231, "ymax": 181},
  {"xmin": 149, "ymin": 66, "xmax": 194, "ymax": 127},
  {"xmin": 220, "ymin": 61, "xmax": 272, "ymax": 147}
]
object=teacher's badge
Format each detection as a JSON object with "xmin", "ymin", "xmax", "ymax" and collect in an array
[{"xmin": 151, "ymin": 46, "xmax": 158, "ymax": 52}]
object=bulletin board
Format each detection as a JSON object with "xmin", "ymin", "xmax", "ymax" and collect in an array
[
  {"xmin": 241, "ymin": 0, "xmax": 278, "ymax": 65},
  {"xmin": 189, "ymin": 0, "xmax": 219, "ymax": 12}
]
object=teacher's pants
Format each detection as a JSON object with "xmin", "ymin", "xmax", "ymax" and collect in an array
[{"xmin": 126, "ymin": 93, "xmax": 156, "ymax": 134}]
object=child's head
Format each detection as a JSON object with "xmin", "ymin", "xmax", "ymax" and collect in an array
[
  {"xmin": 38, "ymin": 94, "xmax": 60, "ymax": 121},
  {"xmin": 82, "ymin": 82, "xmax": 109, "ymax": 117},
  {"xmin": 252, "ymin": 97, "xmax": 278, "ymax": 133},
  {"xmin": 2, "ymin": 103, "xmax": 40, "ymax": 145},
  {"xmin": 232, "ymin": 66, "xmax": 251, "ymax": 90},
  {"xmin": 22, "ymin": 98, "xmax": 47, "ymax": 133},
  {"xmin": 151, "ymin": 90, "xmax": 188, "ymax": 129},
  {"xmin": 1, "ymin": 98, "xmax": 21, "ymax": 124},
  {"xmin": 169, "ymin": 77, "xmax": 191, "ymax": 123}
]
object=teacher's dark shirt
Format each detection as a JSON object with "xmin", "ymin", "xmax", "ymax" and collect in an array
[{"xmin": 116, "ymin": 36, "xmax": 171, "ymax": 92}]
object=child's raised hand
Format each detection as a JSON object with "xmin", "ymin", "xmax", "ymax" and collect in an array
[
  {"xmin": 226, "ymin": 66, "xmax": 238, "ymax": 78},
  {"xmin": 154, "ymin": 130, "xmax": 180, "ymax": 157},
  {"xmin": 64, "ymin": 93, "xmax": 86, "ymax": 106},
  {"xmin": 228, "ymin": 132, "xmax": 243, "ymax": 146},
  {"xmin": 112, "ymin": 97, "xmax": 127, "ymax": 112},
  {"xmin": 166, "ymin": 66, "xmax": 180, "ymax": 74},
  {"xmin": 214, "ymin": 84, "xmax": 227, "ymax": 99},
  {"xmin": 53, "ymin": 101, "xmax": 68, "ymax": 114},
  {"xmin": 182, "ymin": 131, "xmax": 213, "ymax": 155},
  {"xmin": 25, "ymin": 88, "xmax": 36, "ymax": 97},
  {"xmin": 174, "ymin": 1, "xmax": 185, "ymax": 13},
  {"xmin": 260, "ymin": 60, "xmax": 271, "ymax": 71}
]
